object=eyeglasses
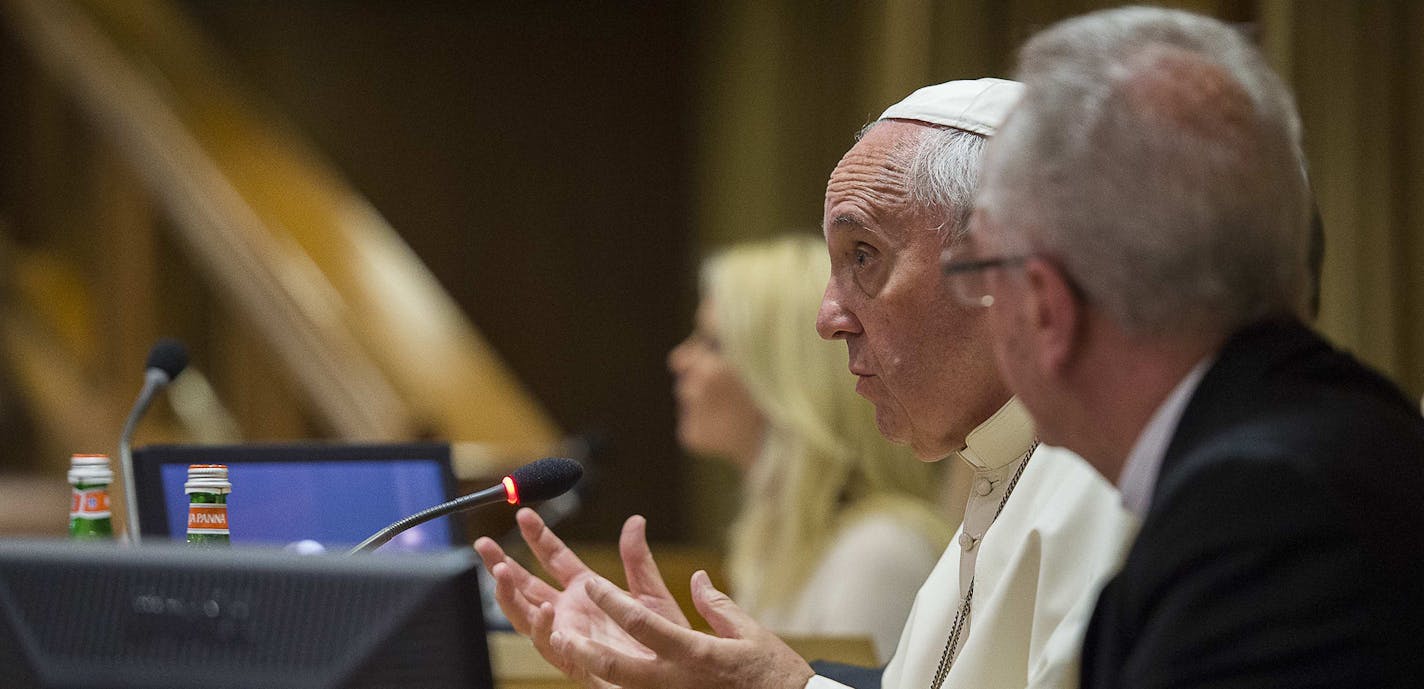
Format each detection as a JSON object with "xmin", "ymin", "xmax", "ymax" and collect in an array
[{"xmin": 940, "ymin": 252, "xmax": 1029, "ymax": 308}]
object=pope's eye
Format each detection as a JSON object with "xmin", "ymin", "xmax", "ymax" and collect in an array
[{"xmin": 852, "ymin": 242, "xmax": 877, "ymax": 267}]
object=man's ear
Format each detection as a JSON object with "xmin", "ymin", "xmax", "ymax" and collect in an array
[{"xmin": 1022, "ymin": 257, "xmax": 1082, "ymax": 375}]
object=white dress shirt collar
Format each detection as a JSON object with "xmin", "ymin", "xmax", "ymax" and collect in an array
[{"xmin": 1117, "ymin": 357, "xmax": 1213, "ymax": 519}]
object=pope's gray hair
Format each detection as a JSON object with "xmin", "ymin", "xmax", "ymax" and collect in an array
[
  {"xmin": 977, "ymin": 6, "xmax": 1311, "ymax": 336},
  {"xmin": 858, "ymin": 121, "xmax": 988, "ymax": 239}
]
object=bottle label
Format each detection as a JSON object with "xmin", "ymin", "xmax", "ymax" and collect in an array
[
  {"xmin": 187, "ymin": 504, "xmax": 230, "ymax": 535},
  {"xmin": 70, "ymin": 488, "xmax": 111, "ymax": 520}
]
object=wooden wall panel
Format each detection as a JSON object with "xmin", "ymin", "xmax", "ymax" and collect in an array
[{"xmin": 181, "ymin": 2, "xmax": 695, "ymax": 540}]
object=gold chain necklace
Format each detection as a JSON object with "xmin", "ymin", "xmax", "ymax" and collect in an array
[{"xmin": 928, "ymin": 440, "xmax": 1039, "ymax": 689}]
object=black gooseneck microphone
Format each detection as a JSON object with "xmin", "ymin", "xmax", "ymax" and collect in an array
[
  {"xmin": 119, "ymin": 339, "xmax": 189, "ymax": 543},
  {"xmin": 348, "ymin": 457, "xmax": 583, "ymax": 555}
]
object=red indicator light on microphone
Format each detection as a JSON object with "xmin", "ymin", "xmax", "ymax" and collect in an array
[{"xmin": 502, "ymin": 476, "xmax": 519, "ymax": 504}]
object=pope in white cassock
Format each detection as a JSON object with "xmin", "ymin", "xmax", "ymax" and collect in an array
[{"xmin": 476, "ymin": 79, "xmax": 1138, "ymax": 689}]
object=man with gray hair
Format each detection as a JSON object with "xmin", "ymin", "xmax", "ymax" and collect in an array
[
  {"xmin": 962, "ymin": 7, "xmax": 1424, "ymax": 687},
  {"xmin": 476, "ymin": 78, "xmax": 1136, "ymax": 689}
]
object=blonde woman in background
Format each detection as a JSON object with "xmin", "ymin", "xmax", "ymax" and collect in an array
[{"xmin": 668, "ymin": 234, "xmax": 949, "ymax": 660}]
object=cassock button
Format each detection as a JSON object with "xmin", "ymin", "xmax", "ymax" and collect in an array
[
  {"xmin": 958, "ymin": 532, "xmax": 978, "ymax": 551},
  {"xmin": 974, "ymin": 478, "xmax": 993, "ymax": 496}
]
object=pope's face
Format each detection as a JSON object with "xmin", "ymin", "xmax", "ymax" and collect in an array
[{"xmin": 816, "ymin": 121, "xmax": 1009, "ymax": 460}]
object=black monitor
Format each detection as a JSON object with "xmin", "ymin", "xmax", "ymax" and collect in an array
[
  {"xmin": 132, "ymin": 442, "xmax": 462, "ymax": 553},
  {"xmin": 0, "ymin": 540, "xmax": 494, "ymax": 688}
]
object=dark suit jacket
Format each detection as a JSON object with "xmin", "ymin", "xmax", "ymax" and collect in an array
[{"xmin": 1081, "ymin": 319, "xmax": 1424, "ymax": 689}]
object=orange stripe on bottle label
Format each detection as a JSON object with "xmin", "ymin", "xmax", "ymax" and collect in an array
[
  {"xmin": 187, "ymin": 504, "xmax": 230, "ymax": 534},
  {"xmin": 70, "ymin": 488, "xmax": 111, "ymax": 519}
]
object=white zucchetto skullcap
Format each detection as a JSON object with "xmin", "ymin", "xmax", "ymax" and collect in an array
[{"xmin": 878, "ymin": 78, "xmax": 1024, "ymax": 137}]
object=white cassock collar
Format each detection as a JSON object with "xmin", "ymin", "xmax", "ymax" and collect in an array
[{"xmin": 957, "ymin": 397, "xmax": 1036, "ymax": 471}]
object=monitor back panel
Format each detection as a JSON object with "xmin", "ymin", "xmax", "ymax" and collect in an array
[{"xmin": 0, "ymin": 540, "xmax": 493, "ymax": 689}]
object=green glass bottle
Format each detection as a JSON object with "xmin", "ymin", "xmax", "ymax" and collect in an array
[
  {"xmin": 185, "ymin": 464, "xmax": 231, "ymax": 546},
  {"xmin": 68, "ymin": 454, "xmax": 114, "ymax": 540}
]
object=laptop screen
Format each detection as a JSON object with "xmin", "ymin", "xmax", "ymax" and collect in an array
[{"xmin": 134, "ymin": 443, "xmax": 460, "ymax": 553}]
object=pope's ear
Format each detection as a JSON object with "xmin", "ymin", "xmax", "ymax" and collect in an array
[{"xmin": 1022, "ymin": 257, "xmax": 1083, "ymax": 374}]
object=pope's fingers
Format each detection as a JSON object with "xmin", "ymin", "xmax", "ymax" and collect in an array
[
  {"xmin": 517, "ymin": 507, "xmax": 594, "ymax": 587},
  {"xmin": 585, "ymin": 576, "xmax": 702, "ymax": 659},
  {"xmin": 491, "ymin": 549, "xmax": 561, "ymax": 605},
  {"xmin": 552, "ymin": 629, "xmax": 661, "ymax": 689},
  {"xmin": 530, "ymin": 601, "xmax": 555, "ymax": 647},
  {"xmin": 574, "ymin": 665, "xmax": 621, "ymax": 689},
  {"xmin": 490, "ymin": 561, "xmax": 542, "ymax": 636},
  {"xmin": 690, "ymin": 569, "xmax": 754, "ymax": 640},
  {"xmin": 619, "ymin": 515, "xmax": 689, "ymax": 627},
  {"xmin": 475, "ymin": 538, "xmax": 558, "ymax": 605},
  {"xmin": 473, "ymin": 536, "xmax": 507, "ymax": 572},
  {"xmin": 528, "ymin": 602, "xmax": 567, "ymax": 670},
  {"xmin": 527, "ymin": 604, "xmax": 617, "ymax": 689}
]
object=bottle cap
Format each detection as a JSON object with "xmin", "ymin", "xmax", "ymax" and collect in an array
[
  {"xmin": 185, "ymin": 464, "xmax": 232, "ymax": 494},
  {"xmin": 68, "ymin": 454, "xmax": 113, "ymax": 486}
]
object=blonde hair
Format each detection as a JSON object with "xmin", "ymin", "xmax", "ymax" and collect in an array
[{"xmin": 705, "ymin": 234, "xmax": 949, "ymax": 614}]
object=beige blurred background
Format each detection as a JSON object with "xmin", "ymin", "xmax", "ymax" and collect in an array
[{"xmin": 0, "ymin": 0, "xmax": 1419, "ymax": 551}]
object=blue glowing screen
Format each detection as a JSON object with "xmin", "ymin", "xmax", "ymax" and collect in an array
[{"xmin": 159, "ymin": 459, "xmax": 454, "ymax": 553}]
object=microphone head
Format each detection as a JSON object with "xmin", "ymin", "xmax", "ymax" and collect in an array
[
  {"xmin": 145, "ymin": 339, "xmax": 189, "ymax": 381},
  {"xmin": 506, "ymin": 457, "xmax": 583, "ymax": 504}
]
